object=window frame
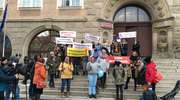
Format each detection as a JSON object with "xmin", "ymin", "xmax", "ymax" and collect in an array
[
  {"xmin": 0, "ymin": 0, "xmax": 5, "ymax": 10},
  {"xmin": 114, "ymin": 6, "xmax": 151, "ymax": 22},
  {"xmin": 17, "ymin": 0, "xmax": 43, "ymax": 10},
  {"xmin": 57, "ymin": 0, "xmax": 84, "ymax": 9}
]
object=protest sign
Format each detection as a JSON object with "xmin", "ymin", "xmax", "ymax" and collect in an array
[
  {"xmin": 60, "ymin": 31, "xmax": 76, "ymax": 38},
  {"xmin": 106, "ymin": 56, "xmax": 130, "ymax": 64},
  {"xmin": 73, "ymin": 43, "xmax": 92, "ymax": 50},
  {"xmin": 119, "ymin": 31, "xmax": 136, "ymax": 39},
  {"xmin": 85, "ymin": 33, "xmax": 100, "ymax": 42},
  {"xmin": 55, "ymin": 37, "xmax": 74, "ymax": 44},
  {"xmin": 67, "ymin": 48, "xmax": 89, "ymax": 57}
]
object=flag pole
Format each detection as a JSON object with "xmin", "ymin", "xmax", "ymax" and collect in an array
[{"xmin": 2, "ymin": 0, "xmax": 8, "ymax": 57}]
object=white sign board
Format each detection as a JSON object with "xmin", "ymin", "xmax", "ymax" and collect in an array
[
  {"xmin": 119, "ymin": 31, "xmax": 137, "ymax": 39},
  {"xmin": 73, "ymin": 43, "xmax": 93, "ymax": 50},
  {"xmin": 55, "ymin": 37, "xmax": 74, "ymax": 44},
  {"xmin": 85, "ymin": 33, "xmax": 100, "ymax": 42},
  {"xmin": 60, "ymin": 31, "xmax": 76, "ymax": 38}
]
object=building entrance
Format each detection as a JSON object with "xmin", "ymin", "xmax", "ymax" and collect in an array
[{"xmin": 113, "ymin": 5, "xmax": 152, "ymax": 56}]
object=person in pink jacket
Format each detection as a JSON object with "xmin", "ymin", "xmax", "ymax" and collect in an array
[{"xmin": 145, "ymin": 56, "xmax": 157, "ymax": 92}]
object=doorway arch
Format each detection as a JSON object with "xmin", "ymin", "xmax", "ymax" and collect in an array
[
  {"xmin": 28, "ymin": 30, "xmax": 60, "ymax": 57},
  {"xmin": 113, "ymin": 5, "xmax": 152, "ymax": 56}
]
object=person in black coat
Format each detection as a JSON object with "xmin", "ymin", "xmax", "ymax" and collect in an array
[
  {"xmin": 121, "ymin": 39, "xmax": 128, "ymax": 56},
  {"xmin": 132, "ymin": 41, "xmax": 140, "ymax": 56},
  {"xmin": 28, "ymin": 55, "xmax": 40, "ymax": 99},
  {"xmin": 0, "ymin": 57, "xmax": 18, "ymax": 100}
]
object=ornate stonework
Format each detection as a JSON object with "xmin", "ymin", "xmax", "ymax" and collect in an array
[
  {"xmin": 100, "ymin": 0, "xmax": 174, "ymax": 58},
  {"xmin": 103, "ymin": 0, "xmax": 171, "ymax": 21}
]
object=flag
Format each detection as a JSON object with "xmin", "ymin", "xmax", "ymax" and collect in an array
[{"xmin": 0, "ymin": 3, "xmax": 8, "ymax": 33}]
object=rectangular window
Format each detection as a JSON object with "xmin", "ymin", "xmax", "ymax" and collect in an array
[
  {"xmin": 58, "ymin": 0, "xmax": 84, "ymax": 9},
  {"xmin": 0, "ymin": 0, "xmax": 5, "ymax": 9},
  {"xmin": 18, "ymin": 0, "xmax": 42, "ymax": 9}
]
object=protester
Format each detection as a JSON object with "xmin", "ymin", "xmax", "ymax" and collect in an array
[
  {"xmin": 10, "ymin": 53, "xmax": 21, "ymax": 64},
  {"xmin": 72, "ymin": 57, "xmax": 82, "ymax": 75},
  {"xmin": 110, "ymin": 42, "xmax": 115, "ymax": 55},
  {"xmin": 136, "ymin": 59, "xmax": 147, "ymax": 86},
  {"xmin": 124, "ymin": 51, "xmax": 140, "ymax": 91},
  {"xmin": 0, "ymin": 57, "xmax": 18, "ymax": 100},
  {"xmin": 98, "ymin": 54, "xmax": 109, "ymax": 89},
  {"xmin": 46, "ymin": 51, "xmax": 59, "ymax": 88},
  {"xmin": 145, "ymin": 56, "xmax": 157, "ymax": 92},
  {"xmin": 132, "ymin": 41, "xmax": 140, "ymax": 56},
  {"xmin": 140, "ymin": 83, "xmax": 157, "ymax": 100},
  {"xmin": 59, "ymin": 56, "xmax": 73, "ymax": 97},
  {"xmin": 112, "ymin": 61, "xmax": 125, "ymax": 100},
  {"xmin": 32, "ymin": 57, "xmax": 47, "ymax": 100},
  {"xmin": 121, "ymin": 39, "xmax": 128, "ymax": 56},
  {"xmin": 3, "ymin": 57, "xmax": 21, "ymax": 100},
  {"xmin": 82, "ymin": 56, "xmax": 88, "ymax": 75},
  {"xmin": 28, "ymin": 55, "xmax": 40, "ymax": 99},
  {"xmin": 86, "ymin": 56, "xmax": 99, "ymax": 98}
]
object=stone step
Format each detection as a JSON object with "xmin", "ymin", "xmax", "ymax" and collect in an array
[
  {"xmin": 24, "ymin": 81, "xmax": 176, "ymax": 88},
  {"xmin": 20, "ymin": 85, "xmax": 180, "ymax": 96},
  {"xmin": 20, "ymin": 89, "xmax": 180, "ymax": 99},
  {"xmin": 20, "ymin": 82, "xmax": 177, "ymax": 91},
  {"xmin": 19, "ymin": 59, "xmax": 180, "ymax": 100},
  {"xmin": 19, "ymin": 95, "xmax": 138, "ymax": 100}
]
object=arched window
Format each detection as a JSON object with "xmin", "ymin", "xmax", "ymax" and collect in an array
[
  {"xmin": 114, "ymin": 6, "xmax": 151, "ymax": 22},
  {"xmin": 28, "ymin": 30, "xmax": 59, "ymax": 57}
]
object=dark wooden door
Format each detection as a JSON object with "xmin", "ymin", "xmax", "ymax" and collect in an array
[{"xmin": 114, "ymin": 22, "xmax": 152, "ymax": 56}]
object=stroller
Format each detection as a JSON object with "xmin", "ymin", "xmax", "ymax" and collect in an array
[{"xmin": 159, "ymin": 80, "xmax": 180, "ymax": 100}]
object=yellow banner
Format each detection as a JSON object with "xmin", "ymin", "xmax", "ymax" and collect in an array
[{"xmin": 67, "ymin": 48, "xmax": 89, "ymax": 57}]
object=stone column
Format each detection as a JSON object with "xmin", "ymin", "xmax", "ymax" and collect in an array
[
  {"xmin": 152, "ymin": 29, "xmax": 158, "ymax": 57},
  {"xmin": 167, "ymin": 28, "xmax": 174, "ymax": 57}
]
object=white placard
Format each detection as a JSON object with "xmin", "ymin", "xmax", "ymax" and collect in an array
[
  {"xmin": 119, "ymin": 31, "xmax": 137, "ymax": 39},
  {"xmin": 73, "ymin": 43, "xmax": 92, "ymax": 50},
  {"xmin": 60, "ymin": 31, "xmax": 76, "ymax": 38},
  {"xmin": 85, "ymin": 33, "xmax": 100, "ymax": 42},
  {"xmin": 55, "ymin": 37, "xmax": 74, "ymax": 44}
]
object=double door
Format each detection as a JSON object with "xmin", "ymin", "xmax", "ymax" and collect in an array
[{"xmin": 114, "ymin": 22, "xmax": 152, "ymax": 56}]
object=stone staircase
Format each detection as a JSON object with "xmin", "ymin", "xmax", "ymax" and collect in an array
[{"xmin": 19, "ymin": 59, "xmax": 180, "ymax": 100}]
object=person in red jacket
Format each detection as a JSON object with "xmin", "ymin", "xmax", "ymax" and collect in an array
[{"xmin": 145, "ymin": 56, "xmax": 157, "ymax": 92}]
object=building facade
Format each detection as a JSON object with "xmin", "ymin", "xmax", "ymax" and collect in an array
[{"xmin": 0, "ymin": 0, "xmax": 180, "ymax": 58}]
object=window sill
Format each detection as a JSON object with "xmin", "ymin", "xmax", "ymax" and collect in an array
[
  {"xmin": 18, "ymin": 7, "xmax": 42, "ymax": 11},
  {"xmin": 58, "ymin": 6, "xmax": 83, "ymax": 10}
]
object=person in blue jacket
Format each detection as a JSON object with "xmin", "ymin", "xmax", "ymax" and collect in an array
[{"xmin": 0, "ymin": 57, "xmax": 18, "ymax": 100}]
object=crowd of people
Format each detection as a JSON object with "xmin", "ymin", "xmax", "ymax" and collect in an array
[{"xmin": 0, "ymin": 39, "xmax": 178, "ymax": 100}]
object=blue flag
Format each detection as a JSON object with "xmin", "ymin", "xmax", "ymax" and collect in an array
[{"xmin": 0, "ymin": 3, "xmax": 8, "ymax": 33}]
